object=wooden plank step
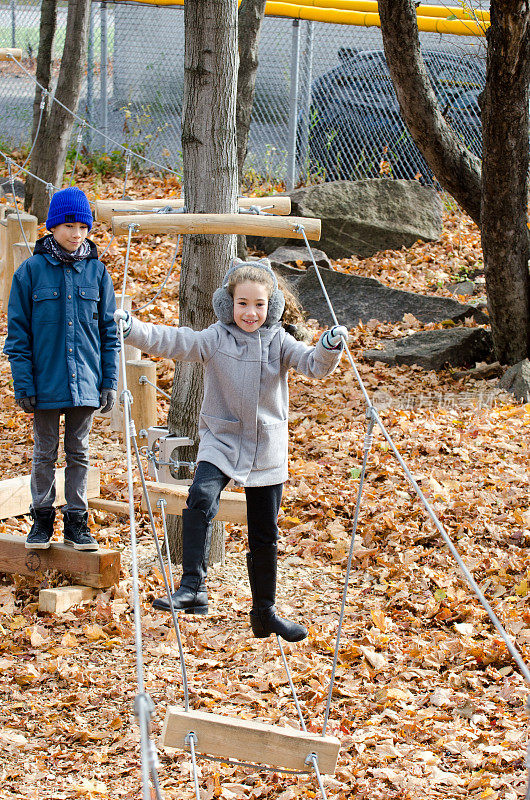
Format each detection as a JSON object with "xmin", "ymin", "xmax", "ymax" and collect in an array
[
  {"xmin": 144, "ymin": 481, "xmax": 247, "ymax": 524},
  {"xmin": 0, "ymin": 467, "xmax": 100, "ymax": 520},
  {"xmin": 39, "ymin": 585, "xmax": 98, "ymax": 613},
  {"xmin": 95, "ymin": 195, "xmax": 291, "ymax": 222},
  {"xmin": 160, "ymin": 708, "xmax": 340, "ymax": 774},
  {"xmin": 112, "ymin": 213, "xmax": 321, "ymax": 241},
  {"xmin": 0, "ymin": 534, "xmax": 120, "ymax": 588},
  {"xmin": 88, "ymin": 497, "xmax": 130, "ymax": 516}
]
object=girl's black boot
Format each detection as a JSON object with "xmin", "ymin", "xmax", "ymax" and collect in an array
[
  {"xmin": 152, "ymin": 508, "xmax": 211, "ymax": 614},
  {"xmin": 246, "ymin": 547, "xmax": 307, "ymax": 642}
]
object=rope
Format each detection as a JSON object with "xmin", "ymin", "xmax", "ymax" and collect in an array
[
  {"xmin": 0, "ymin": 149, "xmax": 61, "ymax": 192},
  {"xmin": 296, "ymin": 222, "xmax": 530, "ymax": 688},
  {"xmin": 139, "ymin": 375, "xmax": 172, "ymax": 400},
  {"xmin": 135, "ymin": 235, "xmax": 181, "ymax": 312},
  {"xmin": 8, "ymin": 54, "xmax": 182, "ymax": 178}
]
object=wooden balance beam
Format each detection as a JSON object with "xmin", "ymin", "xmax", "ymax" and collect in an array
[
  {"xmin": 111, "ymin": 213, "xmax": 321, "ymax": 241},
  {"xmin": 0, "ymin": 48, "xmax": 22, "ymax": 61},
  {"xmin": 0, "ymin": 534, "xmax": 120, "ymax": 588},
  {"xmin": 95, "ymin": 196, "xmax": 291, "ymax": 223},
  {"xmin": 0, "ymin": 467, "xmax": 100, "ymax": 520},
  {"xmin": 161, "ymin": 708, "xmax": 341, "ymax": 774},
  {"xmin": 143, "ymin": 481, "xmax": 247, "ymax": 525}
]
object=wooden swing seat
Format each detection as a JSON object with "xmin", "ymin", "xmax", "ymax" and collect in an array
[{"xmin": 160, "ymin": 707, "xmax": 340, "ymax": 774}]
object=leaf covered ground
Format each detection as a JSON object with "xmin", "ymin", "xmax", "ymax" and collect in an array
[{"xmin": 0, "ymin": 174, "xmax": 529, "ymax": 800}]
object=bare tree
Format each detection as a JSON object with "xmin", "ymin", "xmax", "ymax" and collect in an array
[
  {"xmin": 25, "ymin": 0, "xmax": 91, "ymax": 221},
  {"xmin": 378, "ymin": 0, "xmax": 530, "ymax": 364},
  {"xmin": 166, "ymin": 0, "xmax": 239, "ymax": 561},
  {"xmin": 236, "ymin": 0, "xmax": 267, "ymax": 259}
]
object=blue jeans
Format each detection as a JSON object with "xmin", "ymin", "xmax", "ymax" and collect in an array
[
  {"xmin": 31, "ymin": 407, "xmax": 95, "ymax": 512},
  {"xmin": 187, "ymin": 461, "xmax": 283, "ymax": 550}
]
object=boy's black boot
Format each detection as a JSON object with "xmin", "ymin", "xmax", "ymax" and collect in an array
[
  {"xmin": 25, "ymin": 507, "xmax": 56, "ymax": 549},
  {"xmin": 246, "ymin": 547, "xmax": 308, "ymax": 642},
  {"xmin": 152, "ymin": 508, "xmax": 211, "ymax": 614},
  {"xmin": 63, "ymin": 511, "xmax": 98, "ymax": 551}
]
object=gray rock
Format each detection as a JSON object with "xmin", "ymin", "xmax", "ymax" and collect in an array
[
  {"xmin": 447, "ymin": 280, "xmax": 475, "ymax": 296},
  {"xmin": 248, "ymin": 179, "xmax": 442, "ymax": 258},
  {"xmin": 1, "ymin": 178, "xmax": 25, "ymax": 200},
  {"xmin": 284, "ymin": 266, "xmax": 488, "ymax": 327},
  {"xmin": 363, "ymin": 328, "xmax": 493, "ymax": 371},
  {"xmin": 267, "ymin": 245, "xmax": 331, "ymax": 270},
  {"xmin": 499, "ymin": 359, "xmax": 530, "ymax": 403}
]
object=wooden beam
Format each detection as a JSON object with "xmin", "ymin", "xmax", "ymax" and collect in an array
[
  {"xmin": 39, "ymin": 585, "xmax": 97, "ymax": 613},
  {"xmin": 143, "ymin": 481, "xmax": 247, "ymax": 524},
  {"xmin": 0, "ymin": 534, "xmax": 120, "ymax": 588},
  {"xmin": 0, "ymin": 48, "xmax": 22, "ymax": 61},
  {"xmin": 112, "ymin": 213, "xmax": 321, "ymax": 241},
  {"xmin": 88, "ymin": 498, "xmax": 130, "ymax": 516},
  {"xmin": 2, "ymin": 214, "xmax": 38, "ymax": 308},
  {"xmin": 160, "ymin": 708, "xmax": 341, "ymax": 774},
  {"xmin": 0, "ymin": 467, "xmax": 100, "ymax": 520},
  {"xmin": 126, "ymin": 360, "xmax": 157, "ymax": 444},
  {"xmin": 95, "ymin": 196, "xmax": 291, "ymax": 222}
]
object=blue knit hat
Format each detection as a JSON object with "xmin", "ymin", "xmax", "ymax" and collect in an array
[{"xmin": 46, "ymin": 187, "xmax": 93, "ymax": 231}]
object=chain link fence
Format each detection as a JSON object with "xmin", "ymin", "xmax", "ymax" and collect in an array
[{"xmin": 0, "ymin": 0, "xmax": 487, "ymax": 187}]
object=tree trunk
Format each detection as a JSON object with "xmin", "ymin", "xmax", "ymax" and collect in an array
[
  {"xmin": 25, "ymin": 0, "xmax": 91, "ymax": 221},
  {"xmin": 481, "ymin": 0, "xmax": 530, "ymax": 364},
  {"xmin": 236, "ymin": 0, "xmax": 267, "ymax": 260},
  {"xmin": 166, "ymin": 0, "xmax": 239, "ymax": 565},
  {"xmin": 378, "ymin": 0, "xmax": 482, "ymax": 227}
]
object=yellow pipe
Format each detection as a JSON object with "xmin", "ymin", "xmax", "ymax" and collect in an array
[
  {"xmin": 111, "ymin": 0, "xmax": 488, "ymax": 35},
  {"xmin": 264, "ymin": 2, "xmax": 486, "ymax": 35},
  {"xmin": 278, "ymin": 0, "xmax": 490, "ymax": 23}
]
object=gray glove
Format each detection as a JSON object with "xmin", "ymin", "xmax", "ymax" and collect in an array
[
  {"xmin": 99, "ymin": 388, "xmax": 116, "ymax": 414},
  {"xmin": 322, "ymin": 325, "xmax": 348, "ymax": 350},
  {"xmin": 113, "ymin": 308, "xmax": 132, "ymax": 337},
  {"xmin": 17, "ymin": 396, "xmax": 36, "ymax": 414}
]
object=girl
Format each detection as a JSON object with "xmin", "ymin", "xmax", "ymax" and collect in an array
[{"xmin": 115, "ymin": 258, "xmax": 347, "ymax": 642}]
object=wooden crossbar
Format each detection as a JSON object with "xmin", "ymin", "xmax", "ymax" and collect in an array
[
  {"xmin": 111, "ymin": 213, "xmax": 321, "ymax": 240},
  {"xmin": 143, "ymin": 481, "xmax": 247, "ymax": 524},
  {"xmin": 88, "ymin": 498, "xmax": 130, "ymax": 516},
  {"xmin": 0, "ymin": 467, "xmax": 100, "ymax": 520},
  {"xmin": 95, "ymin": 196, "xmax": 291, "ymax": 222},
  {"xmin": 161, "ymin": 708, "xmax": 340, "ymax": 774},
  {"xmin": 0, "ymin": 534, "xmax": 120, "ymax": 588},
  {"xmin": 0, "ymin": 48, "xmax": 22, "ymax": 61},
  {"xmin": 39, "ymin": 585, "xmax": 97, "ymax": 613}
]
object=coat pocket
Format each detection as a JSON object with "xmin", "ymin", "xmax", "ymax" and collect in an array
[
  {"xmin": 32, "ymin": 286, "xmax": 61, "ymax": 324},
  {"xmin": 255, "ymin": 418, "xmax": 288, "ymax": 471},
  {"xmin": 78, "ymin": 285, "xmax": 100, "ymax": 324},
  {"xmin": 200, "ymin": 413, "xmax": 242, "ymax": 460}
]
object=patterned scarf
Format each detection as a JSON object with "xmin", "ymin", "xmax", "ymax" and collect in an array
[{"xmin": 42, "ymin": 233, "xmax": 91, "ymax": 263}]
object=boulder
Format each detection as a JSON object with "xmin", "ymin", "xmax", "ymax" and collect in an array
[
  {"xmin": 447, "ymin": 280, "xmax": 475, "ymax": 296},
  {"xmin": 280, "ymin": 266, "xmax": 488, "ymax": 328},
  {"xmin": 363, "ymin": 328, "xmax": 493, "ymax": 371},
  {"xmin": 248, "ymin": 179, "xmax": 443, "ymax": 258},
  {"xmin": 268, "ymin": 245, "xmax": 331, "ymax": 270},
  {"xmin": 499, "ymin": 359, "xmax": 530, "ymax": 403}
]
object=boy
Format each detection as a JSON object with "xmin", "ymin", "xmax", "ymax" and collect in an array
[{"xmin": 4, "ymin": 187, "xmax": 120, "ymax": 551}]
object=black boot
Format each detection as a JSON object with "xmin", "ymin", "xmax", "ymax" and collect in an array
[
  {"xmin": 63, "ymin": 511, "xmax": 98, "ymax": 551},
  {"xmin": 152, "ymin": 508, "xmax": 211, "ymax": 614},
  {"xmin": 246, "ymin": 548, "xmax": 308, "ymax": 642},
  {"xmin": 25, "ymin": 507, "xmax": 56, "ymax": 549}
]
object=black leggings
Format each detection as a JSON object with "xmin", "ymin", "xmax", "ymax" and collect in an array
[{"xmin": 187, "ymin": 461, "xmax": 283, "ymax": 550}]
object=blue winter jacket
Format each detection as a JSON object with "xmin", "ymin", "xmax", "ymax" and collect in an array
[{"xmin": 4, "ymin": 237, "xmax": 120, "ymax": 409}]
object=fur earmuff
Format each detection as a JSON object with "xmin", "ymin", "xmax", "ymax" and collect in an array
[{"xmin": 212, "ymin": 257, "xmax": 285, "ymax": 325}]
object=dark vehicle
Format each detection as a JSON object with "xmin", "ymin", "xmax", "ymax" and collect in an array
[{"xmin": 302, "ymin": 48, "xmax": 485, "ymax": 182}]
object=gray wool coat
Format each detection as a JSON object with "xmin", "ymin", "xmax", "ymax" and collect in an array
[{"xmin": 125, "ymin": 318, "xmax": 342, "ymax": 486}]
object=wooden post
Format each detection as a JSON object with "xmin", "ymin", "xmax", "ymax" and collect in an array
[
  {"xmin": 98, "ymin": 295, "xmax": 141, "ymax": 430},
  {"xmin": 0, "ymin": 48, "xmax": 23, "ymax": 61},
  {"xmin": 125, "ymin": 360, "xmax": 157, "ymax": 445},
  {"xmin": 12, "ymin": 241, "xmax": 34, "ymax": 272},
  {"xmin": 2, "ymin": 214, "xmax": 38, "ymax": 308}
]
